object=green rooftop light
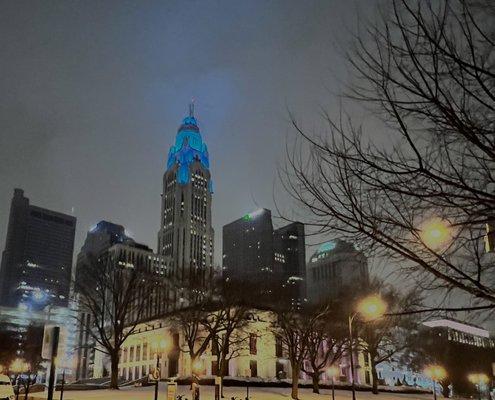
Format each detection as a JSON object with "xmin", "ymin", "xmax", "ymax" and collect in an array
[{"xmin": 318, "ymin": 241, "xmax": 336, "ymax": 253}]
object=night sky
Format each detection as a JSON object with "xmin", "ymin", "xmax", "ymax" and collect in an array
[{"xmin": 0, "ymin": 0, "xmax": 376, "ymax": 265}]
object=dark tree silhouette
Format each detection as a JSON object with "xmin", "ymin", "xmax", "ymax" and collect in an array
[
  {"xmin": 74, "ymin": 254, "xmax": 165, "ymax": 389},
  {"xmin": 281, "ymin": 0, "xmax": 495, "ymax": 309},
  {"xmin": 272, "ymin": 305, "xmax": 329, "ymax": 400},
  {"xmin": 300, "ymin": 303, "xmax": 347, "ymax": 394}
]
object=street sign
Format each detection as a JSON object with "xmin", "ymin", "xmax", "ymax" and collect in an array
[
  {"xmin": 42, "ymin": 325, "xmax": 67, "ymax": 360},
  {"xmin": 42, "ymin": 326, "xmax": 60, "ymax": 360}
]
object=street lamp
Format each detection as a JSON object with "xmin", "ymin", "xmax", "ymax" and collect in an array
[
  {"xmin": 326, "ymin": 366, "xmax": 339, "ymax": 400},
  {"xmin": 468, "ymin": 373, "xmax": 489, "ymax": 400},
  {"xmin": 424, "ymin": 365, "xmax": 447, "ymax": 400},
  {"xmin": 348, "ymin": 296, "xmax": 387, "ymax": 400},
  {"xmin": 151, "ymin": 339, "xmax": 168, "ymax": 400},
  {"xmin": 420, "ymin": 218, "xmax": 453, "ymax": 250}
]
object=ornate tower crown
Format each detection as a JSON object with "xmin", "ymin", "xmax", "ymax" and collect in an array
[{"xmin": 166, "ymin": 103, "xmax": 211, "ymax": 186}]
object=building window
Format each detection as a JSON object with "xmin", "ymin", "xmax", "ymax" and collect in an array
[
  {"xmin": 249, "ymin": 334, "xmax": 257, "ymax": 355},
  {"xmin": 143, "ymin": 343, "xmax": 148, "ymax": 361},
  {"xmin": 275, "ymin": 336, "xmax": 283, "ymax": 357},
  {"xmin": 136, "ymin": 345, "xmax": 141, "ymax": 362},
  {"xmin": 250, "ymin": 360, "xmax": 257, "ymax": 377},
  {"xmin": 123, "ymin": 348, "xmax": 128, "ymax": 363},
  {"xmin": 129, "ymin": 347, "xmax": 134, "ymax": 362}
]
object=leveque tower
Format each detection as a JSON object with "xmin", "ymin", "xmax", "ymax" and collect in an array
[{"xmin": 157, "ymin": 104, "xmax": 215, "ymax": 288}]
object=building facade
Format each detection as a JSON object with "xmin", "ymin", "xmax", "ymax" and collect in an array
[
  {"xmin": 0, "ymin": 188, "xmax": 76, "ymax": 308},
  {"xmin": 222, "ymin": 209, "xmax": 306, "ymax": 307},
  {"xmin": 306, "ymin": 240, "xmax": 369, "ymax": 305},
  {"xmin": 92, "ymin": 310, "xmax": 369, "ymax": 388},
  {"xmin": 157, "ymin": 104, "xmax": 215, "ymax": 289},
  {"xmin": 418, "ymin": 319, "xmax": 495, "ymax": 396}
]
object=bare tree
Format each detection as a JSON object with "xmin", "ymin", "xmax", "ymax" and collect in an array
[
  {"xmin": 351, "ymin": 280, "xmax": 422, "ymax": 394},
  {"xmin": 281, "ymin": 0, "xmax": 495, "ymax": 309},
  {"xmin": 172, "ymin": 285, "xmax": 221, "ymax": 378},
  {"xmin": 74, "ymin": 253, "xmax": 163, "ymax": 389},
  {"xmin": 301, "ymin": 305, "xmax": 347, "ymax": 394},
  {"xmin": 273, "ymin": 306, "xmax": 328, "ymax": 400},
  {"xmin": 207, "ymin": 281, "xmax": 251, "ymax": 397}
]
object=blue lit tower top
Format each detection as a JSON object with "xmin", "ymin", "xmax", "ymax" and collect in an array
[{"xmin": 166, "ymin": 102, "xmax": 211, "ymax": 189}]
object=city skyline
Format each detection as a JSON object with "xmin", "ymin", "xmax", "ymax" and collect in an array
[
  {"xmin": 0, "ymin": 0, "xmax": 377, "ymax": 266},
  {"xmin": 0, "ymin": 1, "xmax": 493, "ymax": 398}
]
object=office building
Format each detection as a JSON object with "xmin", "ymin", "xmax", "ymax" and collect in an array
[
  {"xmin": 306, "ymin": 239, "xmax": 369, "ymax": 305},
  {"xmin": 157, "ymin": 104, "xmax": 215, "ymax": 288},
  {"xmin": 222, "ymin": 209, "xmax": 306, "ymax": 306},
  {"xmin": 0, "ymin": 188, "xmax": 76, "ymax": 308},
  {"xmin": 419, "ymin": 319, "xmax": 495, "ymax": 396}
]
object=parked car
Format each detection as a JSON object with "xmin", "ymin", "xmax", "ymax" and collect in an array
[{"xmin": 0, "ymin": 374, "xmax": 15, "ymax": 400}]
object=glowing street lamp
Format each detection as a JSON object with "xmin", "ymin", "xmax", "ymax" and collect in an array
[
  {"xmin": 151, "ymin": 339, "xmax": 168, "ymax": 400},
  {"xmin": 424, "ymin": 365, "xmax": 447, "ymax": 400},
  {"xmin": 468, "ymin": 373, "xmax": 489, "ymax": 400},
  {"xmin": 356, "ymin": 296, "xmax": 387, "ymax": 321},
  {"xmin": 348, "ymin": 295, "xmax": 387, "ymax": 400},
  {"xmin": 326, "ymin": 366, "xmax": 339, "ymax": 400},
  {"xmin": 420, "ymin": 218, "xmax": 453, "ymax": 250},
  {"xmin": 10, "ymin": 359, "xmax": 29, "ymax": 374}
]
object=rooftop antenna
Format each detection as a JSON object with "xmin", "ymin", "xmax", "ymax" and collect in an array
[{"xmin": 189, "ymin": 98, "xmax": 195, "ymax": 117}]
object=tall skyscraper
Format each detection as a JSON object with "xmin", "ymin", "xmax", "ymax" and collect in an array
[
  {"xmin": 157, "ymin": 104, "xmax": 214, "ymax": 287},
  {"xmin": 222, "ymin": 208, "xmax": 306, "ymax": 307},
  {"xmin": 306, "ymin": 239, "xmax": 369, "ymax": 305},
  {"xmin": 0, "ymin": 188, "xmax": 76, "ymax": 308}
]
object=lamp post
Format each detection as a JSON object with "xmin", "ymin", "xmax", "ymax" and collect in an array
[
  {"xmin": 327, "ymin": 366, "xmax": 339, "ymax": 400},
  {"xmin": 424, "ymin": 365, "xmax": 447, "ymax": 400},
  {"xmin": 348, "ymin": 295, "xmax": 387, "ymax": 400},
  {"xmin": 151, "ymin": 339, "xmax": 168, "ymax": 400},
  {"xmin": 468, "ymin": 373, "xmax": 489, "ymax": 400}
]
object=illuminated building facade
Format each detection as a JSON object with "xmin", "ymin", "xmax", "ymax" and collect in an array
[
  {"xmin": 157, "ymin": 104, "xmax": 215, "ymax": 288},
  {"xmin": 92, "ymin": 309, "xmax": 369, "ymax": 386},
  {"xmin": 222, "ymin": 209, "xmax": 306, "ymax": 307},
  {"xmin": 0, "ymin": 188, "xmax": 76, "ymax": 308},
  {"xmin": 306, "ymin": 239, "xmax": 369, "ymax": 305}
]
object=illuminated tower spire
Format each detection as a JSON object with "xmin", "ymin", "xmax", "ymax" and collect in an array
[
  {"xmin": 189, "ymin": 98, "xmax": 194, "ymax": 118},
  {"xmin": 158, "ymin": 104, "xmax": 214, "ymax": 288}
]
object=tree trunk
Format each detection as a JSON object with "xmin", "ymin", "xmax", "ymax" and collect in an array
[
  {"xmin": 370, "ymin": 357, "xmax": 379, "ymax": 395},
  {"xmin": 110, "ymin": 351, "xmax": 119, "ymax": 389},
  {"xmin": 312, "ymin": 373, "xmax": 320, "ymax": 394},
  {"xmin": 218, "ymin": 355, "xmax": 225, "ymax": 398},
  {"xmin": 291, "ymin": 365, "xmax": 300, "ymax": 399}
]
